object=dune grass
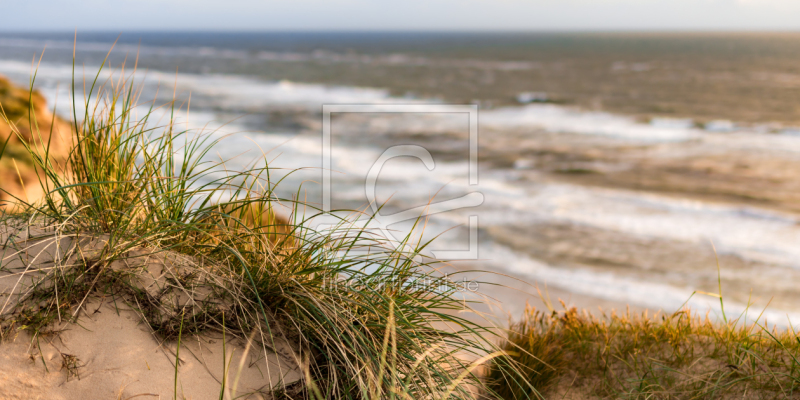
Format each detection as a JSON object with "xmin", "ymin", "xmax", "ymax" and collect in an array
[
  {"xmin": 486, "ymin": 299, "xmax": 800, "ymax": 399},
  {"xmin": 0, "ymin": 58, "xmax": 532, "ymax": 399}
]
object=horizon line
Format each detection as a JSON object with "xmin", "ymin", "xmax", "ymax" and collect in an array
[{"xmin": 2, "ymin": 28, "xmax": 800, "ymax": 35}]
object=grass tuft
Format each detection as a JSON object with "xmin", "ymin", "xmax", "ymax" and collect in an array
[
  {"xmin": 486, "ymin": 305, "xmax": 566, "ymax": 399},
  {"xmin": 488, "ymin": 302, "xmax": 800, "ymax": 399}
]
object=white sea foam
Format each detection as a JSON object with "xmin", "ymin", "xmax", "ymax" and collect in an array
[
  {"xmin": 487, "ymin": 183, "xmax": 800, "ymax": 268},
  {"xmin": 413, "ymin": 167, "xmax": 800, "ymax": 272},
  {"xmin": 481, "ymin": 104, "xmax": 701, "ymax": 142},
  {"xmin": 650, "ymin": 117, "xmax": 695, "ymax": 129},
  {"xmin": 0, "ymin": 60, "xmax": 401, "ymax": 113},
  {"xmin": 480, "ymin": 242, "xmax": 800, "ymax": 328},
  {"xmin": 704, "ymin": 120, "xmax": 737, "ymax": 132},
  {"xmin": 480, "ymin": 104, "xmax": 800, "ymax": 154}
]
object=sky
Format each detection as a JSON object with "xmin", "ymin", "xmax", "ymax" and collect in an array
[{"xmin": 4, "ymin": 0, "xmax": 800, "ymax": 31}]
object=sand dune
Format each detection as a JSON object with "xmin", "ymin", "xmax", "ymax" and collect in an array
[
  {"xmin": 0, "ymin": 226, "xmax": 301, "ymax": 399},
  {"xmin": 0, "ymin": 300, "xmax": 300, "ymax": 400}
]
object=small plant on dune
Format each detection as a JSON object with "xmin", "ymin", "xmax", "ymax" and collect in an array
[{"xmin": 0, "ymin": 52, "xmax": 531, "ymax": 399}]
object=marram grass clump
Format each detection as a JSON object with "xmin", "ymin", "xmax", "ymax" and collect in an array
[
  {"xmin": 488, "ymin": 302, "xmax": 800, "ymax": 399},
  {"xmin": 0, "ymin": 60, "xmax": 532, "ymax": 400}
]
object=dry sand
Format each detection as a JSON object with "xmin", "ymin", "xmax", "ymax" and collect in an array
[
  {"xmin": 0, "ymin": 300, "xmax": 300, "ymax": 400},
  {"xmin": 0, "ymin": 228, "xmax": 301, "ymax": 399}
]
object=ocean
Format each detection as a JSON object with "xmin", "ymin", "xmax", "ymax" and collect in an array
[{"xmin": 3, "ymin": 31, "xmax": 800, "ymax": 325}]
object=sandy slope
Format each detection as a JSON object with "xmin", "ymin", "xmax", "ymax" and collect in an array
[
  {"xmin": 0, "ymin": 75, "xmax": 73, "ymax": 207},
  {"xmin": 0, "ymin": 300, "xmax": 300, "ymax": 400},
  {"xmin": 0, "ymin": 227, "xmax": 301, "ymax": 399}
]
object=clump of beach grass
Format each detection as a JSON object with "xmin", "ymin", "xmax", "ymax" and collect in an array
[
  {"xmin": 486, "ymin": 299, "xmax": 800, "ymax": 399},
  {"xmin": 0, "ymin": 53, "xmax": 531, "ymax": 399}
]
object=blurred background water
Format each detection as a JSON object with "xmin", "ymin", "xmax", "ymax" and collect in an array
[{"xmin": 4, "ymin": 31, "xmax": 800, "ymax": 324}]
